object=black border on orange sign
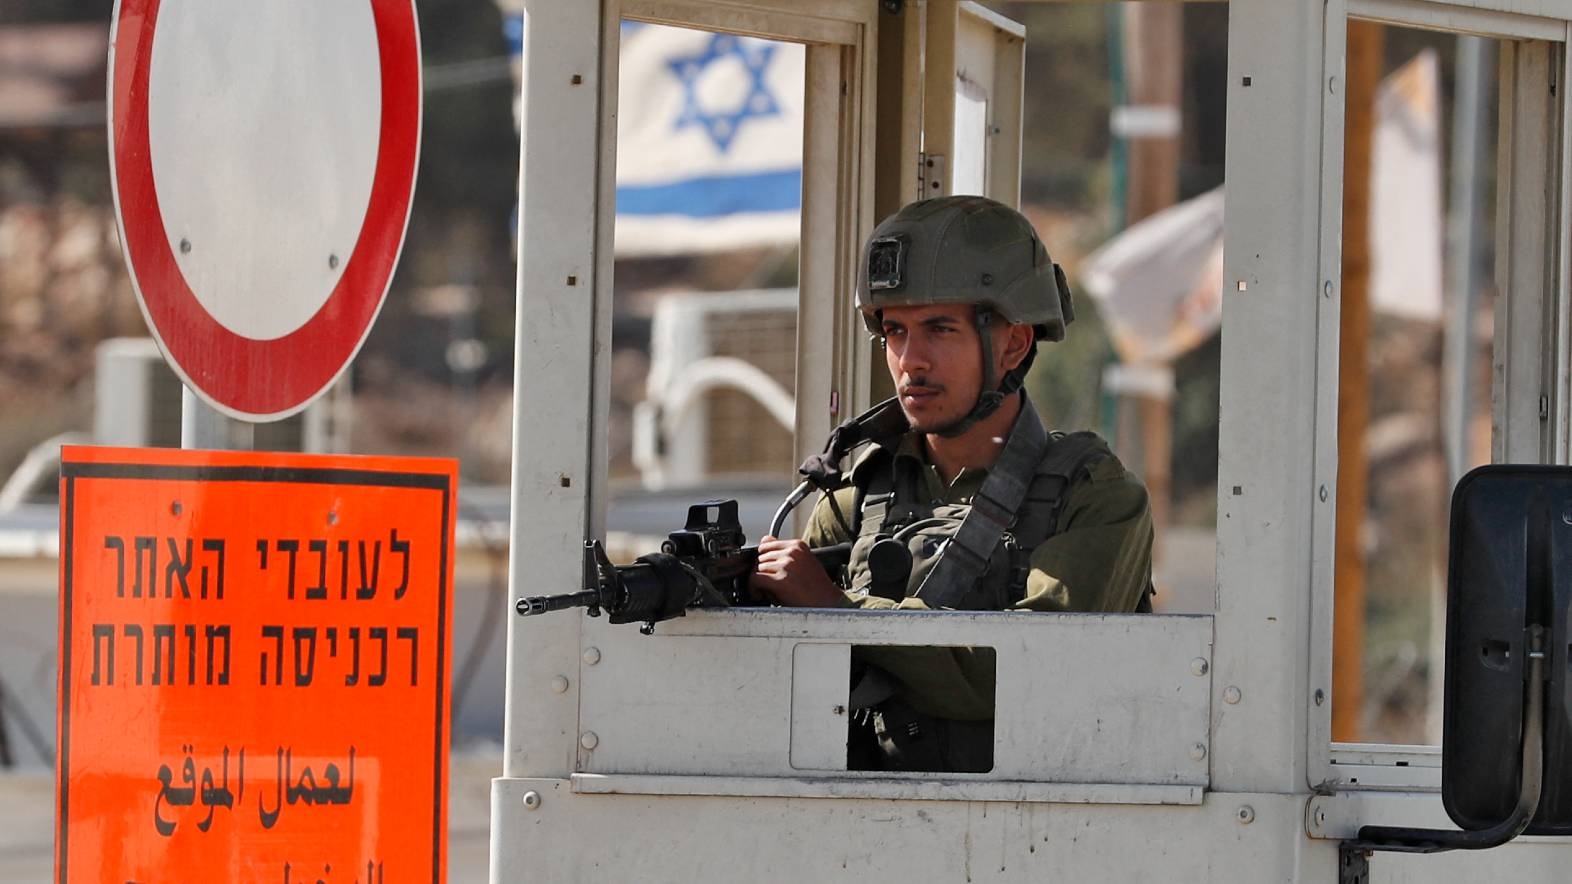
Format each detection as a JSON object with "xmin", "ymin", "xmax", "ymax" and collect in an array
[{"xmin": 56, "ymin": 460, "xmax": 454, "ymax": 884}]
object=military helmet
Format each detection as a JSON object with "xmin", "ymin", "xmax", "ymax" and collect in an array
[{"xmin": 856, "ymin": 195, "xmax": 1074, "ymax": 341}]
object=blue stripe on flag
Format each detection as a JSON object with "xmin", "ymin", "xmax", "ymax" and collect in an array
[
  {"xmin": 502, "ymin": 15, "xmax": 524, "ymax": 57},
  {"xmin": 616, "ymin": 169, "xmax": 801, "ymax": 218}
]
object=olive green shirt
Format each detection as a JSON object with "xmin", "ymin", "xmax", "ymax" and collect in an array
[{"xmin": 802, "ymin": 432, "xmax": 1154, "ymax": 719}]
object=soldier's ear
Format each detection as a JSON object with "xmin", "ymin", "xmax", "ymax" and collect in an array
[{"xmin": 999, "ymin": 322, "xmax": 1035, "ymax": 373}]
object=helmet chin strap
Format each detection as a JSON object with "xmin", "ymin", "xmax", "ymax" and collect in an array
[{"xmin": 932, "ymin": 310, "xmax": 1034, "ymax": 439}]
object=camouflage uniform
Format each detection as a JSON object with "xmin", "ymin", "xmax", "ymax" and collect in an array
[
  {"xmin": 803, "ymin": 419, "xmax": 1153, "ymax": 725},
  {"xmin": 806, "ymin": 194, "xmax": 1154, "ymax": 770}
]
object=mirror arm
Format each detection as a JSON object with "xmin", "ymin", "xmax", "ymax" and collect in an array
[{"xmin": 1344, "ymin": 624, "xmax": 1548, "ymax": 855}]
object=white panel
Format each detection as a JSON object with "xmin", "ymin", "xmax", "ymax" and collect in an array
[
  {"xmin": 952, "ymin": 2, "xmax": 1023, "ymax": 205},
  {"xmin": 952, "ymin": 11, "xmax": 995, "ymax": 199},
  {"xmin": 789, "ymin": 641, "xmax": 850, "ymax": 771},
  {"xmin": 1557, "ymin": 28, "xmax": 1572, "ymax": 464},
  {"xmin": 796, "ymin": 26, "xmax": 879, "ymax": 487},
  {"xmin": 1493, "ymin": 42, "xmax": 1557, "ymax": 463},
  {"xmin": 1306, "ymin": 0, "xmax": 1348, "ymax": 793},
  {"xmin": 986, "ymin": 18, "xmax": 1024, "ymax": 205},
  {"xmin": 1349, "ymin": 0, "xmax": 1567, "ymax": 40},
  {"xmin": 494, "ymin": 779, "xmax": 1328, "ymax": 883},
  {"xmin": 570, "ymin": 773, "xmax": 1200, "ymax": 806},
  {"xmin": 795, "ymin": 43, "xmax": 851, "ymax": 521},
  {"xmin": 623, "ymin": 0, "xmax": 863, "ymax": 45},
  {"xmin": 992, "ymin": 616, "xmax": 1211, "ymax": 784},
  {"xmin": 504, "ymin": 0, "xmax": 605, "ymax": 779},
  {"xmin": 578, "ymin": 627, "xmax": 795, "ymax": 775},
  {"xmin": 1326, "ymin": 741, "xmax": 1442, "ymax": 791},
  {"xmin": 576, "ymin": 612, "xmax": 1212, "ymax": 786},
  {"xmin": 1214, "ymin": 0, "xmax": 1328, "ymax": 795},
  {"xmin": 958, "ymin": 0, "xmax": 1023, "ymax": 39},
  {"xmin": 951, "ymin": 74, "xmax": 989, "ymax": 196},
  {"xmin": 590, "ymin": 1, "xmax": 623, "ymax": 545}
]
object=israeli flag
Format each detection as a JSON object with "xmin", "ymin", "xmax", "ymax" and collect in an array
[
  {"xmin": 503, "ymin": 14, "xmax": 804, "ymax": 256},
  {"xmin": 614, "ymin": 23, "xmax": 804, "ymax": 255}
]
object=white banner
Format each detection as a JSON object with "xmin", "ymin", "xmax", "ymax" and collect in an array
[
  {"xmin": 1370, "ymin": 49, "xmax": 1443, "ymax": 321},
  {"xmin": 1080, "ymin": 187, "xmax": 1225, "ymax": 366},
  {"xmin": 1081, "ymin": 50, "xmax": 1445, "ymax": 365}
]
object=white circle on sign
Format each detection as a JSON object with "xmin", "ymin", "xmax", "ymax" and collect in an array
[{"xmin": 147, "ymin": 0, "xmax": 382, "ymax": 342}]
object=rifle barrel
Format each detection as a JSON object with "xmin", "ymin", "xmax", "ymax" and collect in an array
[{"xmin": 516, "ymin": 588, "xmax": 604, "ymax": 617}]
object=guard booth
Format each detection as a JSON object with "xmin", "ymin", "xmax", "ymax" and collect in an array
[{"xmin": 494, "ymin": 0, "xmax": 1572, "ymax": 880}]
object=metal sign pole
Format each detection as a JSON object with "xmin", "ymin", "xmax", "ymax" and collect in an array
[{"xmin": 180, "ymin": 387, "xmax": 253, "ymax": 450}]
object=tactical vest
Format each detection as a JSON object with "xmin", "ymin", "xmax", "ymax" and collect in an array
[
  {"xmin": 838, "ymin": 419, "xmax": 1150, "ymax": 774},
  {"xmin": 843, "ymin": 428, "xmax": 1124, "ymax": 611}
]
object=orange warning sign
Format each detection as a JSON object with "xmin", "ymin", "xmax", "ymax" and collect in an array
[{"xmin": 56, "ymin": 446, "xmax": 457, "ymax": 883}]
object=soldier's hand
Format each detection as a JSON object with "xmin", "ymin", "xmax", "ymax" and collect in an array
[{"xmin": 750, "ymin": 536, "xmax": 847, "ymax": 608}]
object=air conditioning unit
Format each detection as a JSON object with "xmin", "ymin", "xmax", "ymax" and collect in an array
[
  {"xmin": 93, "ymin": 338, "xmax": 350, "ymax": 451},
  {"xmin": 631, "ymin": 289, "xmax": 798, "ymax": 490}
]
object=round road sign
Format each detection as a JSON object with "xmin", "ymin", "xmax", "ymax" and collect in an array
[{"xmin": 109, "ymin": 0, "xmax": 421, "ymax": 420}]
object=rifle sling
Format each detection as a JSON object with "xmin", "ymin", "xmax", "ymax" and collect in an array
[{"xmin": 912, "ymin": 400, "xmax": 1049, "ymax": 609}]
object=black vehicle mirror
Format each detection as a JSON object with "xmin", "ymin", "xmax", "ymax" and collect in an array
[
  {"xmin": 1352, "ymin": 465, "xmax": 1572, "ymax": 854},
  {"xmin": 1442, "ymin": 465, "xmax": 1571, "ymax": 835}
]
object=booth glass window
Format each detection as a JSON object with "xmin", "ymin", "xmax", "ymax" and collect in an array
[
  {"xmin": 607, "ymin": 21, "xmax": 806, "ymax": 557},
  {"xmin": 1332, "ymin": 20, "xmax": 1504, "ymax": 746}
]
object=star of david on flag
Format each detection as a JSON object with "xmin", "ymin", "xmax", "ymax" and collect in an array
[
  {"xmin": 616, "ymin": 23, "xmax": 804, "ymax": 255},
  {"xmin": 666, "ymin": 33, "xmax": 783, "ymax": 154}
]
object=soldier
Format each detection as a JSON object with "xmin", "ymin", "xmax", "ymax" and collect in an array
[{"xmin": 747, "ymin": 195, "xmax": 1154, "ymax": 772}]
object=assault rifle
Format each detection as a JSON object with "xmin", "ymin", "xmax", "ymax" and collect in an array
[
  {"xmin": 514, "ymin": 499, "xmax": 851, "ymax": 634},
  {"xmin": 515, "ymin": 399, "xmax": 906, "ymax": 633}
]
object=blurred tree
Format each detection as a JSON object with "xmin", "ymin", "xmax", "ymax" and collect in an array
[
  {"xmin": 996, "ymin": 2, "xmax": 1113, "ymax": 209},
  {"xmin": 1, "ymin": 0, "xmax": 103, "ymax": 23},
  {"xmin": 366, "ymin": 0, "xmax": 520, "ymax": 387},
  {"xmin": 1025, "ymin": 290, "xmax": 1112, "ymax": 436}
]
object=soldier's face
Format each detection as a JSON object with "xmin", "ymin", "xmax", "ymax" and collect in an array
[{"xmin": 880, "ymin": 304, "xmax": 986, "ymax": 433}]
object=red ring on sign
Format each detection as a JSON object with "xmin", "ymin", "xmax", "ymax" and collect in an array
[{"xmin": 110, "ymin": 0, "xmax": 420, "ymax": 420}]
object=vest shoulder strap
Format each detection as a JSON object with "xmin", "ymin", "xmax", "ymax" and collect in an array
[
  {"xmin": 1037, "ymin": 430, "xmax": 1112, "ymax": 480},
  {"xmin": 1028, "ymin": 430, "xmax": 1115, "ymax": 539},
  {"xmin": 1029, "ymin": 430, "xmax": 1155, "ymax": 612},
  {"xmin": 912, "ymin": 402, "xmax": 1049, "ymax": 609}
]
